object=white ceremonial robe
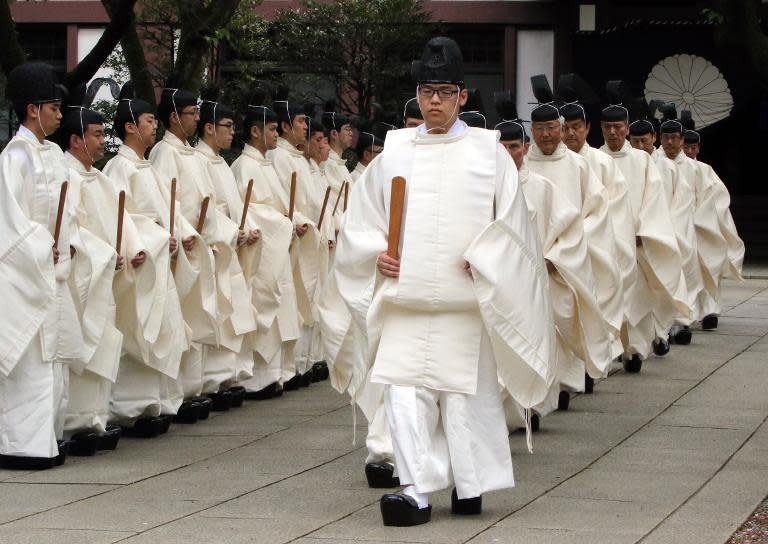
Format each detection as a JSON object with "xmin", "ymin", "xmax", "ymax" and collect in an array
[
  {"xmin": 0, "ymin": 127, "xmax": 84, "ymax": 458},
  {"xmin": 506, "ymin": 163, "xmax": 611, "ymax": 424},
  {"xmin": 103, "ymin": 145, "xmax": 189, "ymax": 420},
  {"xmin": 196, "ymin": 140, "xmax": 259, "ymax": 386},
  {"xmin": 527, "ymin": 142, "xmax": 623, "ymax": 341},
  {"xmin": 321, "ymin": 121, "xmax": 556, "ymax": 497},
  {"xmin": 350, "ymin": 161, "xmax": 366, "ymax": 183},
  {"xmin": 269, "ymin": 138, "xmax": 327, "ymax": 379},
  {"xmin": 660, "ymin": 149, "xmax": 728, "ymax": 319},
  {"xmin": 698, "ymin": 161, "xmax": 744, "ymax": 280},
  {"xmin": 601, "ymin": 142, "xmax": 688, "ymax": 353},
  {"xmin": 150, "ymin": 132, "xmax": 222, "ymax": 396},
  {"xmin": 652, "ymin": 155, "xmax": 704, "ymax": 325},
  {"xmin": 231, "ymin": 144, "xmax": 298, "ymax": 390},
  {"xmin": 323, "ymin": 149, "xmax": 353, "ymax": 232}
]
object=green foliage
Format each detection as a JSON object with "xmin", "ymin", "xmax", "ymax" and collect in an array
[{"xmin": 258, "ymin": 0, "xmax": 434, "ymax": 115}]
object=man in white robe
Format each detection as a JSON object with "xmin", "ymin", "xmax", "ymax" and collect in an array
[
  {"xmin": 195, "ymin": 95, "xmax": 260, "ymax": 409},
  {"xmin": 269, "ymin": 93, "xmax": 328, "ymax": 389},
  {"xmin": 321, "ymin": 105, "xmax": 355, "ymax": 224},
  {"xmin": 321, "ymin": 37, "xmax": 556, "ymax": 526},
  {"xmin": 402, "ymin": 97, "xmax": 424, "ymax": 129},
  {"xmin": 629, "ymin": 118, "xmax": 701, "ymax": 344},
  {"xmin": 231, "ymin": 100, "xmax": 299, "ymax": 399},
  {"xmin": 103, "ymin": 87, "xmax": 190, "ymax": 435},
  {"xmin": 655, "ymin": 110, "xmax": 728, "ymax": 330},
  {"xmin": 597, "ymin": 94, "xmax": 689, "ymax": 362},
  {"xmin": 0, "ymin": 63, "xmax": 82, "ymax": 469},
  {"xmin": 525, "ymin": 77, "xmax": 623, "ymax": 381},
  {"xmin": 351, "ymin": 130, "xmax": 384, "ymax": 183},
  {"xmin": 150, "ymin": 86, "xmax": 222, "ymax": 421}
]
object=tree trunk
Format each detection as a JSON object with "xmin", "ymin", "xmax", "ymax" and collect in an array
[
  {"xmin": 1, "ymin": 1, "xmax": 27, "ymax": 75},
  {"xmin": 63, "ymin": 0, "xmax": 138, "ymax": 90}
]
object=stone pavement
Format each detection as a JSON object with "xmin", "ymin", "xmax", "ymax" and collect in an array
[{"xmin": 1, "ymin": 278, "xmax": 767, "ymax": 544}]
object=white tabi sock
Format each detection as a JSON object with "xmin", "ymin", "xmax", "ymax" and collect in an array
[{"xmin": 402, "ymin": 485, "xmax": 429, "ymax": 509}]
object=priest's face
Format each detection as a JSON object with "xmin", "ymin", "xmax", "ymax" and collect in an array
[
  {"xmin": 362, "ymin": 144, "xmax": 383, "ymax": 165},
  {"xmin": 308, "ymin": 131, "xmax": 326, "ymax": 163},
  {"xmin": 562, "ymin": 119, "xmax": 589, "ymax": 153},
  {"xmin": 683, "ymin": 142, "xmax": 700, "ymax": 160},
  {"xmin": 601, "ymin": 121, "xmax": 629, "ymax": 152},
  {"xmin": 135, "ymin": 112, "xmax": 157, "ymax": 146},
  {"xmin": 404, "ymin": 117, "xmax": 423, "ymax": 129},
  {"xmin": 84, "ymin": 123, "xmax": 106, "ymax": 162},
  {"xmin": 290, "ymin": 114, "xmax": 308, "ymax": 145},
  {"xmin": 416, "ymin": 84, "xmax": 468, "ymax": 132},
  {"xmin": 661, "ymin": 132, "xmax": 683, "ymax": 159},
  {"xmin": 531, "ymin": 120, "xmax": 562, "ymax": 155},
  {"xmin": 174, "ymin": 105, "xmax": 199, "ymax": 137},
  {"xmin": 214, "ymin": 117, "xmax": 235, "ymax": 150},
  {"xmin": 629, "ymin": 133, "xmax": 655, "ymax": 155},
  {"xmin": 30, "ymin": 101, "xmax": 62, "ymax": 135},
  {"xmin": 501, "ymin": 139, "xmax": 526, "ymax": 170},
  {"xmin": 262, "ymin": 122, "xmax": 279, "ymax": 150},
  {"xmin": 334, "ymin": 124, "xmax": 354, "ymax": 150}
]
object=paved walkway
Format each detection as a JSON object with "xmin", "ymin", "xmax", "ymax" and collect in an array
[{"xmin": 1, "ymin": 279, "xmax": 767, "ymax": 544}]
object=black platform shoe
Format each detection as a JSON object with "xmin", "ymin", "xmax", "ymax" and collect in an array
[
  {"xmin": 451, "ymin": 488, "xmax": 482, "ymax": 515},
  {"xmin": 125, "ymin": 416, "xmax": 167, "ymax": 437},
  {"xmin": 173, "ymin": 400, "xmax": 201, "ymax": 424},
  {"xmin": 191, "ymin": 397, "xmax": 212, "ymax": 420},
  {"xmin": 228, "ymin": 386, "xmax": 245, "ymax": 407},
  {"xmin": 557, "ymin": 390, "xmax": 570, "ymax": 411},
  {"xmin": 54, "ymin": 439, "xmax": 70, "ymax": 466},
  {"xmin": 300, "ymin": 369, "xmax": 313, "ymax": 387},
  {"xmin": 97, "ymin": 425, "xmax": 122, "ymax": 451},
  {"xmin": 585, "ymin": 374, "xmax": 595, "ymax": 394},
  {"xmin": 69, "ymin": 431, "xmax": 100, "ymax": 456},
  {"xmin": 623, "ymin": 354, "xmax": 642, "ymax": 373},
  {"xmin": 365, "ymin": 462, "xmax": 400, "ymax": 488},
  {"xmin": 674, "ymin": 326, "xmax": 692, "ymax": 345},
  {"xmin": 531, "ymin": 412, "xmax": 541, "ymax": 433},
  {"xmin": 380, "ymin": 494, "xmax": 432, "ymax": 527},
  {"xmin": 312, "ymin": 361, "xmax": 329, "ymax": 381},
  {"xmin": 0, "ymin": 453, "xmax": 58, "ymax": 470},
  {"xmin": 207, "ymin": 390, "xmax": 233, "ymax": 412},
  {"xmin": 158, "ymin": 414, "xmax": 173, "ymax": 434},
  {"xmin": 245, "ymin": 381, "xmax": 279, "ymax": 401},
  {"xmin": 283, "ymin": 374, "xmax": 301, "ymax": 391},
  {"xmin": 702, "ymin": 314, "xmax": 718, "ymax": 330},
  {"xmin": 273, "ymin": 383, "xmax": 284, "ymax": 397},
  {"xmin": 653, "ymin": 338, "xmax": 670, "ymax": 357}
]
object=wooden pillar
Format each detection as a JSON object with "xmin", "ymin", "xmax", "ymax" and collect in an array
[
  {"xmin": 66, "ymin": 24, "xmax": 78, "ymax": 71},
  {"xmin": 504, "ymin": 25, "xmax": 516, "ymax": 92}
]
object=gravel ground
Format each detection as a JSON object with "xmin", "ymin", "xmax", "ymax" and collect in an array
[{"xmin": 728, "ymin": 498, "xmax": 768, "ymax": 544}]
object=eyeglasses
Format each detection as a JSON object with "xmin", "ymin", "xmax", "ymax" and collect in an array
[
  {"xmin": 216, "ymin": 122, "xmax": 235, "ymax": 129},
  {"xmin": 180, "ymin": 108, "xmax": 199, "ymax": 116},
  {"xmin": 418, "ymin": 86, "xmax": 459, "ymax": 99}
]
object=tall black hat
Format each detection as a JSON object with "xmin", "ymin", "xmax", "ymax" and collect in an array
[
  {"xmin": 681, "ymin": 111, "xmax": 700, "ymax": 143},
  {"xmin": 411, "ymin": 37, "xmax": 464, "ymax": 85},
  {"xmin": 628, "ymin": 97, "xmax": 659, "ymax": 137},
  {"xmin": 659, "ymin": 103, "xmax": 683, "ymax": 135},
  {"xmin": 403, "ymin": 97, "xmax": 423, "ymax": 122},
  {"xmin": 321, "ymin": 99, "xmax": 351, "ymax": 133},
  {"xmin": 242, "ymin": 86, "xmax": 279, "ymax": 140},
  {"xmin": 115, "ymin": 81, "xmax": 154, "ymax": 140},
  {"xmin": 355, "ymin": 116, "xmax": 387, "ymax": 155},
  {"xmin": 157, "ymin": 76, "xmax": 198, "ymax": 126},
  {"xmin": 601, "ymin": 80, "xmax": 633, "ymax": 123},
  {"xmin": 530, "ymin": 75, "xmax": 559, "ymax": 123},
  {"xmin": 459, "ymin": 89, "xmax": 486, "ymax": 128},
  {"xmin": 58, "ymin": 82, "xmax": 105, "ymax": 150},
  {"xmin": 558, "ymin": 73, "xmax": 598, "ymax": 123},
  {"xmin": 272, "ymin": 84, "xmax": 305, "ymax": 126},
  {"xmin": 197, "ymin": 85, "xmax": 235, "ymax": 138},
  {"xmin": 6, "ymin": 62, "xmax": 65, "ymax": 109},
  {"xmin": 493, "ymin": 90, "xmax": 528, "ymax": 142}
]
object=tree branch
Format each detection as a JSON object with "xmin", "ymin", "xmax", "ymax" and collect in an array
[{"xmin": 64, "ymin": 0, "xmax": 138, "ymax": 90}]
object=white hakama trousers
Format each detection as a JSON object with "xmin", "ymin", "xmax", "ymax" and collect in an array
[
  {"xmin": 365, "ymin": 401, "xmax": 395, "ymax": 465},
  {"xmin": 179, "ymin": 343, "xmax": 204, "ymax": 398},
  {"xmin": 65, "ymin": 369, "xmax": 111, "ymax": 436},
  {"xmin": 309, "ymin": 324, "xmax": 324, "ymax": 367},
  {"xmin": 240, "ymin": 349, "xmax": 282, "ymax": 392},
  {"xmin": 0, "ymin": 339, "xmax": 66, "ymax": 458},
  {"xmin": 109, "ymin": 355, "xmax": 162, "ymax": 424},
  {"xmin": 384, "ymin": 331, "xmax": 514, "ymax": 500},
  {"xmin": 292, "ymin": 324, "xmax": 313, "ymax": 378},
  {"xmin": 203, "ymin": 347, "xmax": 239, "ymax": 394},
  {"xmin": 621, "ymin": 317, "xmax": 654, "ymax": 360}
]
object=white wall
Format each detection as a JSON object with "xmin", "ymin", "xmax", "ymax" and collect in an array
[
  {"xmin": 77, "ymin": 27, "xmax": 119, "ymax": 102},
  {"xmin": 515, "ymin": 29, "xmax": 554, "ymax": 122}
]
